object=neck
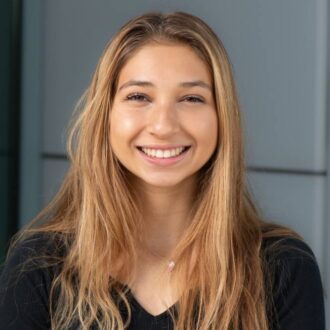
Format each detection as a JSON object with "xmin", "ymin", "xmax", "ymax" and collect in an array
[{"xmin": 131, "ymin": 176, "xmax": 197, "ymax": 258}]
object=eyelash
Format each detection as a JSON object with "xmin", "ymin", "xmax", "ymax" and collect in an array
[{"xmin": 125, "ymin": 93, "xmax": 204, "ymax": 103}]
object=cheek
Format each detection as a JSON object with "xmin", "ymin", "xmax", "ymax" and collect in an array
[
  {"xmin": 110, "ymin": 111, "xmax": 142, "ymax": 148},
  {"xmin": 184, "ymin": 111, "xmax": 218, "ymax": 152},
  {"xmin": 201, "ymin": 117, "xmax": 217, "ymax": 143}
]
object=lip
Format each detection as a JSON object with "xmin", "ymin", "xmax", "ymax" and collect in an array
[{"xmin": 136, "ymin": 146, "xmax": 191, "ymax": 166}]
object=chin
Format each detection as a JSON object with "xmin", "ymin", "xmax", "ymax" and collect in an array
[
  {"xmin": 140, "ymin": 172, "xmax": 197, "ymax": 189},
  {"xmin": 143, "ymin": 178, "xmax": 184, "ymax": 188}
]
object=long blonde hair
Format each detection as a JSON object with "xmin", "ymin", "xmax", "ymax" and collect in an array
[{"xmin": 11, "ymin": 11, "xmax": 304, "ymax": 329}]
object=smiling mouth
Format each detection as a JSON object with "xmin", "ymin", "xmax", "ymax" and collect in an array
[{"xmin": 136, "ymin": 146, "xmax": 191, "ymax": 159}]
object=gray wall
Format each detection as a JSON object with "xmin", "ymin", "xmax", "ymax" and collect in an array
[{"xmin": 20, "ymin": 0, "xmax": 329, "ymax": 326}]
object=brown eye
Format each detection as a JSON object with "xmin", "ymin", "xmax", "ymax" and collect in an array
[
  {"xmin": 184, "ymin": 96, "xmax": 204, "ymax": 103},
  {"xmin": 126, "ymin": 93, "xmax": 149, "ymax": 102}
]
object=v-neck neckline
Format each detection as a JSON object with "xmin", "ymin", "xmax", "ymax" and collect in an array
[{"xmin": 127, "ymin": 288, "xmax": 178, "ymax": 321}]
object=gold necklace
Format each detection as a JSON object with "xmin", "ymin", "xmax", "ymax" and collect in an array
[{"xmin": 143, "ymin": 245, "xmax": 176, "ymax": 272}]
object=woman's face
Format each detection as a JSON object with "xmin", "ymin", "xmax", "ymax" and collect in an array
[{"xmin": 110, "ymin": 42, "xmax": 218, "ymax": 188}]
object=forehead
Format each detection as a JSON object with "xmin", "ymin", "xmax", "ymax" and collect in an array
[{"xmin": 117, "ymin": 42, "xmax": 212, "ymax": 86}]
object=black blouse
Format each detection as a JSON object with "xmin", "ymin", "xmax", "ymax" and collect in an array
[{"xmin": 0, "ymin": 234, "xmax": 325, "ymax": 329}]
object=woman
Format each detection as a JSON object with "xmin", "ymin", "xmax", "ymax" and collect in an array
[{"xmin": 0, "ymin": 11, "xmax": 325, "ymax": 330}]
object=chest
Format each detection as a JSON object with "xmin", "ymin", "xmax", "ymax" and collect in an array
[{"xmin": 128, "ymin": 260, "xmax": 179, "ymax": 317}]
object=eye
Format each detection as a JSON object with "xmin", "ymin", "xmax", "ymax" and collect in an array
[
  {"xmin": 183, "ymin": 96, "xmax": 205, "ymax": 103},
  {"xmin": 125, "ymin": 93, "xmax": 149, "ymax": 102}
]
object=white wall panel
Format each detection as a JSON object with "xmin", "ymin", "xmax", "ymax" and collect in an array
[
  {"xmin": 203, "ymin": 1, "xmax": 327, "ymax": 171},
  {"xmin": 247, "ymin": 171, "xmax": 326, "ymax": 273}
]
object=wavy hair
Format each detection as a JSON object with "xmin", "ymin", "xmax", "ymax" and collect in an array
[{"xmin": 11, "ymin": 11, "xmax": 304, "ymax": 329}]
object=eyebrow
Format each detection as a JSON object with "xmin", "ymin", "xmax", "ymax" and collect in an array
[{"xmin": 118, "ymin": 79, "xmax": 212, "ymax": 92}]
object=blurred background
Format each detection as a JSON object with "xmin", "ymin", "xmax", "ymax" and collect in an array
[{"xmin": 1, "ymin": 0, "xmax": 329, "ymax": 326}]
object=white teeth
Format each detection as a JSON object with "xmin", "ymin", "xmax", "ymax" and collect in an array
[
  {"xmin": 141, "ymin": 147, "xmax": 186, "ymax": 158},
  {"xmin": 164, "ymin": 150, "xmax": 171, "ymax": 158}
]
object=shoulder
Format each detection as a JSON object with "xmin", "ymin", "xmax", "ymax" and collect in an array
[
  {"xmin": 262, "ymin": 236, "xmax": 325, "ymax": 329},
  {"xmin": 1, "ymin": 232, "xmax": 64, "ymax": 274},
  {"xmin": 0, "ymin": 231, "xmax": 62, "ymax": 293},
  {"xmin": 0, "ymin": 231, "xmax": 66, "ymax": 288},
  {"xmin": 0, "ymin": 232, "xmax": 64, "ymax": 329},
  {"xmin": 261, "ymin": 235, "xmax": 317, "ymax": 265}
]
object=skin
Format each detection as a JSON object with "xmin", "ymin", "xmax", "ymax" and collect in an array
[{"xmin": 110, "ymin": 42, "xmax": 218, "ymax": 315}]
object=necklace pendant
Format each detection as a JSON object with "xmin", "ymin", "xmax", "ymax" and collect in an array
[{"xmin": 168, "ymin": 260, "xmax": 175, "ymax": 272}]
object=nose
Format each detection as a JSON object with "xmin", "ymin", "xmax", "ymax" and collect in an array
[{"xmin": 147, "ymin": 102, "xmax": 179, "ymax": 138}]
